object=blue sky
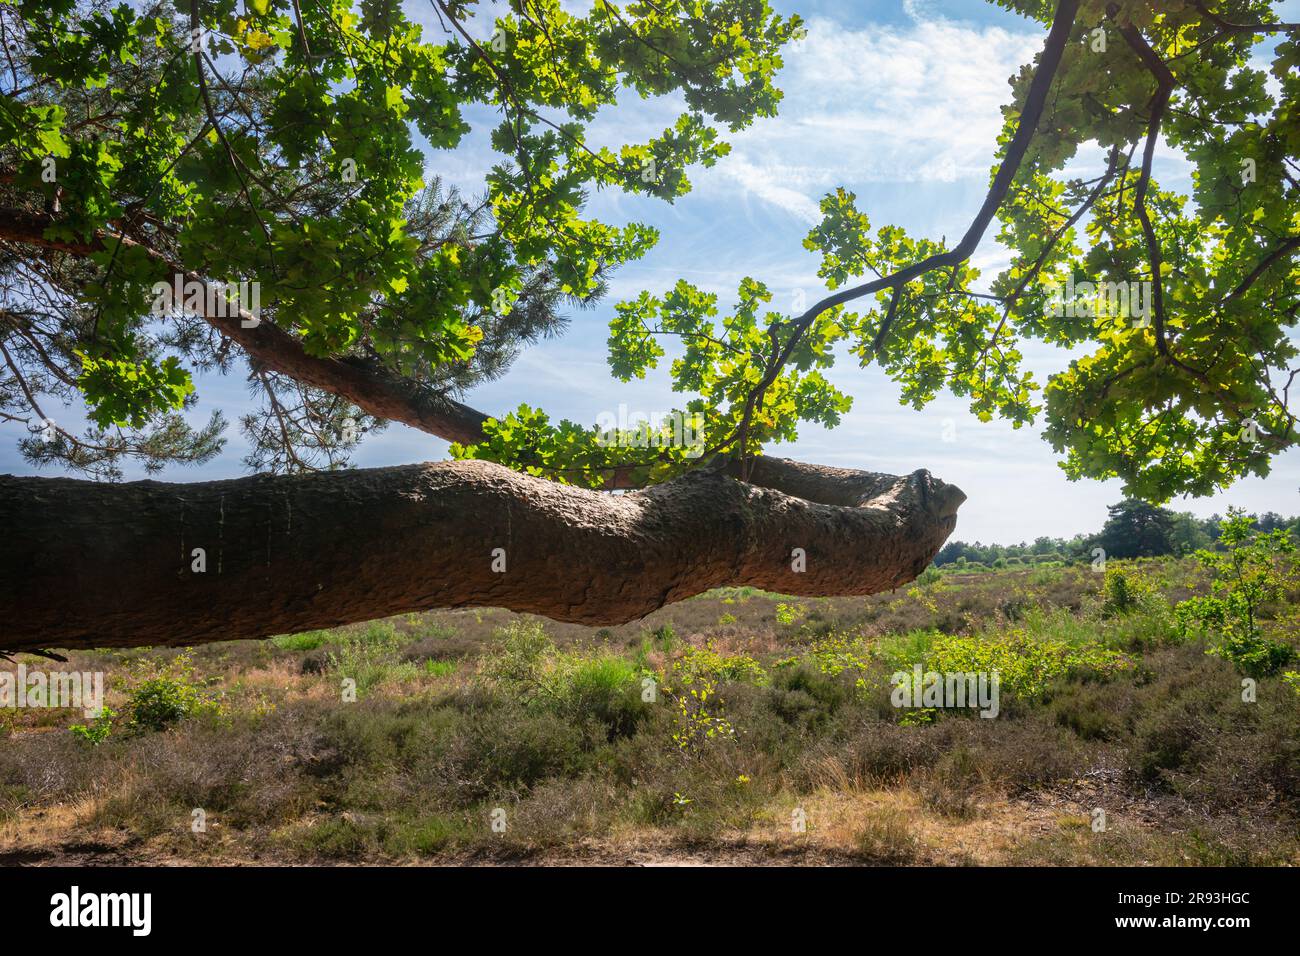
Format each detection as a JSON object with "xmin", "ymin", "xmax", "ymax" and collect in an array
[{"xmin": 3, "ymin": 0, "xmax": 1298, "ymax": 544}]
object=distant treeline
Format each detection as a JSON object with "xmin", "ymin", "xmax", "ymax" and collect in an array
[{"xmin": 934, "ymin": 499, "xmax": 1300, "ymax": 569}]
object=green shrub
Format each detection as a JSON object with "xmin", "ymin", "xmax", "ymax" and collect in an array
[
  {"xmin": 561, "ymin": 655, "xmax": 647, "ymax": 740},
  {"xmin": 762, "ymin": 664, "xmax": 853, "ymax": 729},
  {"xmin": 1174, "ymin": 510, "xmax": 1297, "ymax": 678},
  {"xmin": 920, "ymin": 631, "xmax": 1133, "ymax": 705},
  {"xmin": 1204, "ymin": 629, "xmax": 1294, "ymax": 679},
  {"xmin": 1028, "ymin": 566, "xmax": 1063, "ymax": 586},
  {"xmin": 808, "ymin": 631, "xmax": 875, "ymax": 677},
  {"xmin": 128, "ymin": 679, "xmax": 202, "ymax": 732},
  {"xmin": 125, "ymin": 654, "xmax": 221, "ymax": 733},
  {"xmin": 914, "ymin": 566, "xmax": 941, "ymax": 587},
  {"xmin": 0, "ymin": 784, "xmax": 29, "ymax": 824},
  {"xmin": 69, "ymin": 707, "xmax": 116, "ymax": 745},
  {"xmin": 481, "ymin": 620, "xmax": 553, "ymax": 699},
  {"xmin": 294, "ymin": 816, "xmax": 372, "ymax": 859},
  {"xmin": 1103, "ymin": 565, "xmax": 1159, "ymax": 617},
  {"xmin": 872, "ymin": 629, "xmax": 940, "ymax": 672},
  {"xmin": 775, "ymin": 602, "xmax": 806, "ymax": 626},
  {"xmin": 1049, "ymin": 684, "xmax": 1131, "ymax": 741},
  {"xmin": 431, "ymin": 706, "xmax": 591, "ymax": 801},
  {"xmin": 659, "ymin": 642, "xmax": 760, "ymax": 751}
]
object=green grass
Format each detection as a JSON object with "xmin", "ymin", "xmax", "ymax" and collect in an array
[{"xmin": 271, "ymin": 631, "xmax": 331, "ymax": 652}]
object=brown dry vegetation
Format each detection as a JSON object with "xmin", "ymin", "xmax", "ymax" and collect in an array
[{"xmin": 2, "ymin": 558, "xmax": 1298, "ymax": 867}]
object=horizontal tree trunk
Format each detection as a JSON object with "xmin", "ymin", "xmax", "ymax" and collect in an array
[{"xmin": 0, "ymin": 457, "xmax": 963, "ymax": 652}]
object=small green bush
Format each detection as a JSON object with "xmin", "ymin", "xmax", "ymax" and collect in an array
[
  {"xmin": 128, "ymin": 679, "xmax": 202, "ymax": 732},
  {"xmin": 1174, "ymin": 510, "xmax": 1297, "ymax": 678},
  {"xmin": 918, "ymin": 630, "xmax": 1133, "ymax": 705},
  {"xmin": 1103, "ymin": 565, "xmax": 1159, "ymax": 617},
  {"xmin": 69, "ymin": 707, "xmax": 116, "ymax": 745},
  {"xmin": 124, "ymin": 655, "xmax": 221, "ymax": 733}
]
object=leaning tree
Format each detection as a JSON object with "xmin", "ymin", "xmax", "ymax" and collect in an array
[{"xmin": 0, "ymin": 0, "xmax": 1296, "ymax": 652}]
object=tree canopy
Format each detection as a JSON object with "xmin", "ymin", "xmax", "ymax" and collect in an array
[
  {"xmin": 0, "ymin": 0, "xmax": 800, "ymax": 478},
  {"xmin": 1, "ymin": 0, "xmax": 1296, "ymax": 499}
]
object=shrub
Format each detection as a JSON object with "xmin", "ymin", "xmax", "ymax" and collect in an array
[
  {"xmin": 1127, "ymin": 647, "xmax": 1300, "ymax": 810},
  {"xmin": 426, "ymin": 705, "xmax": 591, "ymax": 803},
  {"xmin": 872, "ymin": 630, "xmax": 939, "ymax": 672},
  {"xmin": 481, "ymin": 620, "xmax": 553, "ymax": 700},
  {"xmin": 771, "ymin": 664, "xmax": 853, "ymax": 719},
  {"xmin": 775, "ymin": 602, "xmax": 806, "ymax": 626},
  {"xmin": 326, "ymin": 628, "xmax": 420, "ymax": 694},
  {"xmin": 125, "ymin": 654, "xmax": 222, "ymax": 733},
  {"xmin": 920, "ymin": 746, "xmax": 988, "ymax": 819},
  {"xmin": 128, "ymin": 679, "xmax": 201, "ymax": 732},
  {"xmin": 853, "ymin": 807, "xmax": 922, "ymax": 863},
  {"xmin": 0, "ymin": 784, "xmax": 29, "ymax": 824},
  {"xmin": 808, "ymin": 631, "xmax": 874, "ymax": 678},
  {"xmin": 1175, "ymin": 510, "xmax": 1297, "ymax": 677},
  {"xmin": 1203, "ymin": 628, "xmax": 1294, "ymax": 679},
  {"xmin": 561, "ymin": 655, "xmax": 647, "ymax": 740},
  {"xmin": 659, "ymin": 642, "xmax": 764, "ymax": 752},
  {"xmin": 1102, "ymin": 565, "xmax": 1168, "ymax": 618},
  {"xmin": 1049, "ymin": 682, "xmax": 1135, "ymax": 741},
  {"xmin": 69, "ymin": 707, "xmax": 116, "ymax": 745},
  {"xmin": 914, "ymin": 566, "xmax": 941, "ymax": 587},
  {"xmin": 921, "ymin": 631, "xmax": 1133, "ymax": 705}
]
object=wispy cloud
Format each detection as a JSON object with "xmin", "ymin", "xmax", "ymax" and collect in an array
[{"xmin": 695, "ymin": 11, "xmax": 1042, "ymax": 220}]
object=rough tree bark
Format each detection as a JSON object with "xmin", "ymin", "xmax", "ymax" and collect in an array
[{"xmin": 0, "ymin": 457, "xmax": 964, "ymax": 651}]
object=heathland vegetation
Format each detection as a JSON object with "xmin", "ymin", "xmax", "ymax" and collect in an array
[{"xmin": 2, "ymin": 510, "xmax": 1297, "ymax": 866}]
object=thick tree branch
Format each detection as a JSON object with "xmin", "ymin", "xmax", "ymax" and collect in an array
[{"xmin": 0, "ymin": 457, "xmax": 965, "ymax": 651}]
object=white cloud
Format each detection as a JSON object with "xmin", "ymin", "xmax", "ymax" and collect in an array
[
  {"xmin": 693, "ymin": 11, "xmax": 1042, "ymax": 220},
  {"xmin": 716, "ymin": 156, "xmax": 825, "ymax": 224}
]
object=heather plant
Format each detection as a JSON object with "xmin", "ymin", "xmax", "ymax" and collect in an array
[{"xmin": 326, "ymin": 627, "xmax": 422, "ymax": 695}]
